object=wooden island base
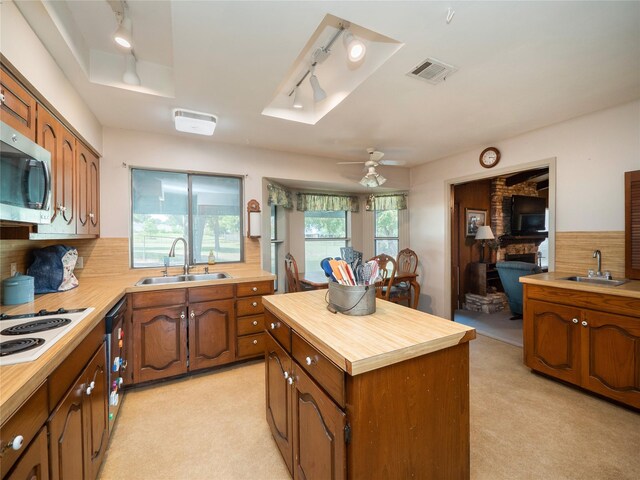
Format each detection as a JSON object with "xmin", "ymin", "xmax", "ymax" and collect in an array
[{"xmin": 263, "ymin": 290, "xmax": 474, "ymax": 479}]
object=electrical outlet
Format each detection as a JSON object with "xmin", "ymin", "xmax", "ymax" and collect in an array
[
  {"xmin": 76, "ymin": 257, "xmax": 84, "ymax": 269},
  {"xmin": 10, "ymin": 263, "xmax": 17, "ymax": 276}
]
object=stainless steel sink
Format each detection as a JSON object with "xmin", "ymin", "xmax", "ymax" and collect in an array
[
  {"xmin": 563, "ymin": 276, "xmax": 628, "ymax": 287},
  {"xmin": 135, "ymin": 272, "xmax": 231, "ymax": 286}
]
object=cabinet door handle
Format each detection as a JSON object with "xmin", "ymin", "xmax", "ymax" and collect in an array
[
  {"xmin": 85, "ymin": 380, "xmax": 95, "ymax": 396},
  {"xmin": 190, "ymin": 311, "xmax": 195, "ymax": 319},
  {"xmin": 270, "ymin": 322, "xmax": 279, "ymax": 330},
  {"xmin": 305, "ymin": 356, "xmax": 316, "ymax": 366},
  {"xmin": 252, "ymin": 320, "xmax": 258, "ymax": 326},
  {"xmin": 572, "ymin": 318, "xmax": 578, "ymax": 324},
  {"xmin": 252, "ymin": 339, "xmax": 258, "ymax": 345},
  {"xmin": 252, "ymin": 302, "xmax": 258, "ymax": 307},
  {"xmin": 283, "ymin": 371, "xmax": 289, "ymax": 379},
  {"xmin": 180, "ymin": 312, "xmax": 186, "ymax": 320},
  {"xmin": 581, "ymin": 320, "xmax": 588, "ymax": 327},
  {"xmin": 89, "ymin": 212, "xmax": 95, "ymax": 219},
  {"xmin": 287, "ymin": 376, "xmax": 294, "ymax": 386},
  {"xmin": 252, "ymin": 286, "xmax": 258, "ymax": 292},
  {"xmin": 0, "ymin": 435, "xmax": 24, "ymax": 455}
]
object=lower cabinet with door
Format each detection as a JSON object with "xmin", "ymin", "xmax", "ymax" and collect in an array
[
  {"xmin": 264, "ymin": 306, "xmax": 472, "ymax": 479},
  {"xmin": 523, "ymin": 284, "xmax": 640, "ymax": 409},
  {"xmin": 130, "ymin": 281, "xmax": 273, "ymax": 385}
]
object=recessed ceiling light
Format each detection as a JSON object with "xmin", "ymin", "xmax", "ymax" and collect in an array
[{"xmin": 173, "ymin": 109, "xmax": 217, "ymax": 136}]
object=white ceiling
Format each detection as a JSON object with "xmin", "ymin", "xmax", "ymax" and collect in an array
[{"xmin": 15, "ymin": 0, "xmax": 640, "ymax": 167}]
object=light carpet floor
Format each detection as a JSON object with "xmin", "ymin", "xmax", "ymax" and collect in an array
[
  {"xmin": 99, "ymin": 336, "xmax": 640, "ymax": 480},
  {"xmin": 455, "ymin": 308, "xmax": 523, "ymax": 347}
]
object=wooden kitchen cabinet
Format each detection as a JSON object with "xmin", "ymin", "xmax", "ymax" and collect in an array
[
  {"xmin": 5, "ymin": 427, "xmax": 49, "ymax": 480},
  {"xmin": 524, "ymin": 285, "xmax": 640, "ymax": 408},
  {"xmin": 48, "ymin": 343, "xmax": 108, "ymax": 480},
  {"xmin": 35, "ymin": 105, "xmax": 76, "ymax": 234},
  {"xmin": 132, "ymin": 305, "xmax": 188, "ymax": 383},
  {"xmin": 76, "ymin": 142, "xmax": 100, "ymax": 236},
  {"xmin": 236, "ymin": 280, "xmax": 273, "ymax": 360},
  {"xmin": 0, "ymin": 67, "xmax": 36, "ymax": 141},
  {"xmin": 189, "ymin": 299, "xmax": 235, "ymax": 371},
  {"xmin": 626, "ymin": 170, "xmax": 640, "ymax": 279}
]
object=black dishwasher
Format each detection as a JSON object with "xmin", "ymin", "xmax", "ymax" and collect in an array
[{"xmin": 105, "ymin": 296, "xmax": 127, "ymax": 433}]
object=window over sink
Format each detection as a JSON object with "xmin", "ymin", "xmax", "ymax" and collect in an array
[{"xmin": 130, "ymin": 168, "xmax": 243, "ymax": 267}]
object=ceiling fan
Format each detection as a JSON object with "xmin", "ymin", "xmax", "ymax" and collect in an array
[{"xmin": 337, "ymin": 148, "xmax": 406, "ymax": 187}]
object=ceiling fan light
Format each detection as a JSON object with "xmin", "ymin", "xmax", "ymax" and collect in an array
[
  {"xmin": 309, "ymin": 74, "xmax": 326, "ymax": 102},
  {"xmin": 376, "ymin": 174, "xmax": 387, "ymax": 186},
  {"xmin": 292, "ymin": 87, "xmax": 303, "ymax": 109},
  {"xmin": 122, "ymin": 53, "xmax": 141, "ymax": 85},
  {"xmin": 343, "ymin": 30, "xmax": 366, "ymax": 63},
  {"xmin": 114, "ymin": 15, "xmax": 133, "ymax": 49}
]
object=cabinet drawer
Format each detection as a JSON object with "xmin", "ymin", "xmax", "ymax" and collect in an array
[
  {"xmin": 189, "ymin": 284, "xmax": 234, "ymax": 303},
  {"xmin": 0, "ymin": 382, "xmax": 48, "ymax": 478},
  {"xmin": 237, "ymin": 281, "xmax": 273, "ymax": 298},
  {"xmin": 237, "ymin": 314, "xmax": 264, "ymax": 336},
  {"xmin": 236, "ymin": 296, "xmax": 265, "ymax": 317},
  {"xmin": 292, "ymin": 332, "xmax": 345, "ymax": 408},
  {"xmin": 265, "ymin": 309, "xmax": 291, "ymax": 352},
  {"xmin": 132, "ymin": 288, "xmax": 186, "ymax": 309},
  {"xmin": 237, "ymin": 333, "xmax": 265, "ymax": 359}
]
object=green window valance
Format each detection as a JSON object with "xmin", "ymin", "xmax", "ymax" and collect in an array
[
  {"xmin": 267, "ymin": 183, "xmax": 293, "ymax": 209},
  {"xmin": 366, "ymin": 193, "xmax": 408, "ymax": 211},
  {"xmin": 296, "ymin": 193, "xmax": 360, "ymax": 212}
]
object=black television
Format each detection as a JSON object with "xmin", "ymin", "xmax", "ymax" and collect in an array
[{"xmin": 511, "ymin": 195, "xmax": 547, "ymax": 235}]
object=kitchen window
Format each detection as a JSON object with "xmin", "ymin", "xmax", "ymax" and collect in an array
[
  {"xmin": 131, "ymin": 168, "xmax": 243, "ymax": 267},
  {"xmin": 374, "ymin": 209, "xmax": 399, "ymax": 257},
  {"xmin": 304, "ymin": 210, "xmax": 348, "ymax": 273}
]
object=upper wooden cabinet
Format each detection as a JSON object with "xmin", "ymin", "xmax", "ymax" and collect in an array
[
  {"xmin": 36, "ymin": 105, "xmax": 76, "ymax": 234},
  {"xmin": 0, "ymin": 67, "xmax": 36, "ymax": 141},
  {"xmin": 626, "ymin": 170, "xmax": 640, "ymax": 279},
  {"xmin": 76, "ymin": 141, "xmax": 100, "ymax": 236}
]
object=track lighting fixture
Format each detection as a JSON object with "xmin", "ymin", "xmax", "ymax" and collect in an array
[
  {"xmin": 122, "ymin": 52, "xmax": 140, "ymax": 85},
  {"xmin": 287, "ymin": 22, "xmax": 366, "ymax": 108},
  {"xmin": 292, "ymin": 87, "xmax": 303, "ymax": 109},
  {"xmin": 114, "ymin": 7, "xmax": 133, "ymax": 49},
  {"xmin": 343, "ymin": 29, "xmax": 366, "ymax": 62},
  {"xmin": 309, "ymin": 67, "xmax": 327, "ymax": 102}
]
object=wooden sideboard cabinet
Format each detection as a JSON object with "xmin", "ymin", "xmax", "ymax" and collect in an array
[
  {"xmin": 466, "ymin": 262, "xmax": 501, "ymax": 295},
  {"xmin": 524, "ymin": 284, "xmax": 640, "ymax": 408}
]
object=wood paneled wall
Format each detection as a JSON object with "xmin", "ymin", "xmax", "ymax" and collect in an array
[
  {"xmin": 0, "ymin": 237, "xmax": 262, "ymax": 281},
  {"xmin": 555, "ymin": 231, "xmax": 625, "ymax": 278}
]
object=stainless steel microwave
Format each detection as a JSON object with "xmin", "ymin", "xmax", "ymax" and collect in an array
[{"xmin": 0, "ymin": 122, "xmax": 52, "ymax": 224}]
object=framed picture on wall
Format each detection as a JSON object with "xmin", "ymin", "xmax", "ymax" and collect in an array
[{"xmin": 465, "ymin": 208, "xmax": 487, "ymax": 237}]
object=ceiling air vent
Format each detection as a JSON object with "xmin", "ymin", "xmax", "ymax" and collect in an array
[{"xmin": 407, "ymin": 58, "xmax": 457, "ymax": 85}]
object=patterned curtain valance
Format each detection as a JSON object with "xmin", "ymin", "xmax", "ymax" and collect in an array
[
  {"xmin": 296, "ymin": 193, "xmax": 360, "ymax": 212},
  {"xmin": 365, "ymin": 193, "xmax": 408, "ymax": 211},
  {"xmin": 267, "ymin": 183, "xmax": 293, "ymax": 209}
]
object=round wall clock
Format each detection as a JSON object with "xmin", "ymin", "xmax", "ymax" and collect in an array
[{"xmin": 479, "ymin": 147, "xmax": 501, "ymax": 168}]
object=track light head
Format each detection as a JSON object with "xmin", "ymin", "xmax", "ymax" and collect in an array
[
  {"xmin": 309, "ymin": 72, "xmax": 326, "ymax": 102},
  {"xmin": 114, "ymin": 14, "xmax": 133, "ymax": 49},
  {"xmin": 292, "ymin": 87, "xmax": 303, "ymax": 109},
  {"xmin": 122, "ymin": 53, "xmax": 140, "ymax": 85},
  {"xmin": 343, "ymin": 30, "xmax": 366, "ymax": 63}
]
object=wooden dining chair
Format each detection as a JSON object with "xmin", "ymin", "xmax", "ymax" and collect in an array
[
  {"xmin": 369, "ymin": 254, "xmax": 397, "ymax": 301},
  {"xmin": 284, "ymin": 253, "xmax": 312, "ymax": 293},
  {"xmin": 393, "ymin": 248, "xmax": 419, "ymax": 307}
]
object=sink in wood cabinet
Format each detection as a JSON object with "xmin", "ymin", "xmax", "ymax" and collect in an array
[{"xmin": 563, "ymin": 276, "xmax": 628, "ymax": 287}]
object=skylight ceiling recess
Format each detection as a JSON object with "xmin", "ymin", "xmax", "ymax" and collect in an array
[{"xmin": 262, "ymin": 14, "xmax": 403, "ymax": 125}]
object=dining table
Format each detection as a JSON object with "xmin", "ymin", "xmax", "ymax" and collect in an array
[{"xmin": 299, "ymin": 271, "xmax": 421, "ymax": 309}]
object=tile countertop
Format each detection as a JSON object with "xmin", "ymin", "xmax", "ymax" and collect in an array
[
  {"xmin": 0, "ymin": 267, "xmax": 275, "ymax": 425},
  {"xmin": 263, "ymin": 290, "xmax": 476, "ymax": 376},
  {"xmin": 520, "ymin": 272, "xmax": 640, "ymax": 299}
]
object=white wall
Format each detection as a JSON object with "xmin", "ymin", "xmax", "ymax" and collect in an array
[
  {"xmin": 410, "ymin": 100, "xmax": 640, "ymax": 318},
  {"xmin": 101, "ymin": 127, "xmax": 410, "ymax": 240},
  {"xmin": 1, "ymin": 1, "xmax": 102, "ymax": 152}
]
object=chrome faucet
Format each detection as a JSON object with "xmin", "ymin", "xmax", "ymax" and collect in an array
[
  {"xmin": 592, "ymin": 250, "xmax": 602, "ymax": 277},
  {"xmin": 168, "ymin": 237, "xmax": 190, "ymax": 275}
]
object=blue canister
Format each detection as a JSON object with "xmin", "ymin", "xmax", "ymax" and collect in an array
[{"xmin": 2, "ymin": 274, "xmax": 35, "ymax": 305}]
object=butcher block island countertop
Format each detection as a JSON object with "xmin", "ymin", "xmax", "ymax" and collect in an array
[
  {"xmin": 0, "ymin": 267, "xmax": 275, "ymax": 425},
  {"xmin": 262, "ymin": 289, "xmax": 476, "ymax": 375}
]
